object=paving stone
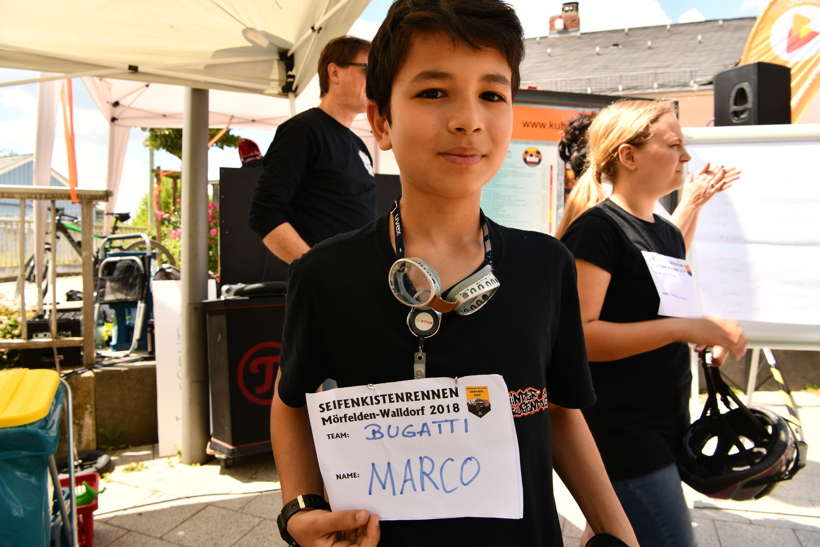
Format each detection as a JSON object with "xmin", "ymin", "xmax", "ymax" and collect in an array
[
  {"xmin": 109, "ymin": 531, "xmax": 181, "ymax": 547},
  {"xmin": 796, "ymin": 528, "xmax": 820, "ymax": 547},
  {"xmin": 106, "ymin": 503, "xmax": 205, "ymax": 538},
  {"xmin": 241, "ymin": 492, "xmax": 283, "ymax": 521},
  {"xmin": 162, "ymin": 504, "xmax": 262, "ymax": 547},
  {"xmin": 715, "ymin": 521, "xmax": 803, "ymax": 547},
  {"xmin": 97, "ymin": 481, "xmax": 164, "ymax": 514},
  {"xmin": 692, "ymin": 517, "xmax": 720, "ymax": 547},
  {"xmin": 210, "ymin": 493, "xmax": 258, "ymax": 512},
  {"xmin": 690, "ymin": 505, "xmax": 752, "ymax": 524},
  {"xmin": 233, "ymin": 519, "xmax": 290, "ymax": 547},
  {"xmin": 92, "ymin": 520, "xmax": 129, "ymax": 547}
]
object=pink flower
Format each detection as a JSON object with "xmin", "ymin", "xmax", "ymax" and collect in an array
[
  {"xmin": 209, "ymin": 228, "xmax": 217, "ymax": 236},
  {"xmin": 170, "ymin": 229, "xmax": 181, "ymax": 240}
]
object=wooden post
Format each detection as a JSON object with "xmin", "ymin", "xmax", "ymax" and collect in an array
[{"xmin": 81, "ymin": 199, "xmax": 96, "ymax": 366}]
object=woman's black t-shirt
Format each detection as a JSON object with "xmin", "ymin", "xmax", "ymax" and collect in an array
[{"xmin": 561, "ymin": 199, "xmax": 691, "ymax": 481}]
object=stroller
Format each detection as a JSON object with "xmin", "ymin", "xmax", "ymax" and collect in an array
[{"xmin": 93, "ymin": 234, "xmax": 154, "ymax": 357}]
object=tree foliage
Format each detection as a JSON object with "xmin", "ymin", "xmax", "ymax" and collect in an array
[{"xmin": 142, "ymin": 128, "xmax": 240, "ymax": 159}]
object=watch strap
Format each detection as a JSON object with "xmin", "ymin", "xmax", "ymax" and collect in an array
[{"xmin": 277, "ymin": 494, "xmax": 331, "ymax": 547}]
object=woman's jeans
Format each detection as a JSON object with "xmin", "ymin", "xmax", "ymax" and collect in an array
[{"xmin": 611, "ymin": 463, "xmax": 696, "ymax": 547}]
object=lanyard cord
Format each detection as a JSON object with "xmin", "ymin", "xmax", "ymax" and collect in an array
[{"xmin": 389, "ymin": 198, "xmax": 493, "ymax": 267}]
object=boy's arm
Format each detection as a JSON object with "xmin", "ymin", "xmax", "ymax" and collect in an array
[
  {"xmin": 270, "ymin": 374, "xmax": 380, "ymax": 546},
  {"xmin": 549, "ymin": 403, "xmax": 639, "ymax": 547}
]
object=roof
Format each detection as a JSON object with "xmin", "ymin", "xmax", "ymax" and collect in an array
[
  {"xmin": 521, "ymin": 17, "xmax": 757, "ymax": 95},
  {"xmin": 0, "ymin": 155, "xmax": 69, "ymax": 187}
]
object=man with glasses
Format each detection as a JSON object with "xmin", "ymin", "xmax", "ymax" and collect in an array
[{"xmin": 250, "ymin": 36, "xmax": 376, "ymax": 264}]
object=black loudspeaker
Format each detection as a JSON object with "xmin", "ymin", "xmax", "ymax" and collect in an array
[
  {"xmin": 218, "ymin": 167, "xmax": 288, "ymax": 288},
  {"xmin": 205, "ymin": 294, "xmax": 286, "ymax": 457},
  {"xmin": 714, "ymin": 62, "xmax": 791, "ymax": 126}
]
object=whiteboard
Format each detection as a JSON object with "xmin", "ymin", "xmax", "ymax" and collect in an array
[{"xmin": 684, "ymin": 124, "xmax": 820, "ymax": 348}]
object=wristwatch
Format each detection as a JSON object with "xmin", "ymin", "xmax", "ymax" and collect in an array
[{"xmin": 277, "ymin": 494, "xmax": 332, "ymax": 547}]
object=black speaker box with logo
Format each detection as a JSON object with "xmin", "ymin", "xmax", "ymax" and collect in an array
[
  {"xmin": 714, "ymin": 62, "xmax": 791, "ymax": 126},
  {"xmin": 204, "ymin": 294, "xmax": 286, "ymax": 458}
]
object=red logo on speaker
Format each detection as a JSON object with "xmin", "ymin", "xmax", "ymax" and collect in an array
[{"xmin": 237, "ymin": 341, "xmax": 282, "ymax": 406}]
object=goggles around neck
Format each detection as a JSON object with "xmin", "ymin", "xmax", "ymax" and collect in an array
[{"xmin": 387, "ymin": 199, "xmax": 500, "ymax": 322}]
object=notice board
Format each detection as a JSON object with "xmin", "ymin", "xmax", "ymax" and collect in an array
[
  {"xmin": 480, "ymin": 89, "xmax": 618, "ymax": 235},
  {"xmin": 685, "ymin": 124, "xmax": 820, "ymax": 347}
]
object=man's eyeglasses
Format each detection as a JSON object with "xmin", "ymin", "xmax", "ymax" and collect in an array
[{"xmin": 346, "ymin": 62, "xmax": 367, "ymax": 71}]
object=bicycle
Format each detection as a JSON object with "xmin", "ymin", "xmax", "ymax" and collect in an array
[{"xmin": 18, "ymin": 210, "xmax": 175, "ymax": 298}]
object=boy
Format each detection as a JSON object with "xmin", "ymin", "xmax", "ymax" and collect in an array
[{"xmin": 271, "ymin": 1, "xmax": 638, "ymax": 545}]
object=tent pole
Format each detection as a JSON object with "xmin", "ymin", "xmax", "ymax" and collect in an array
[{"xmin": 180, "ymin": 87, "xmax": 210, "ymax": 465}]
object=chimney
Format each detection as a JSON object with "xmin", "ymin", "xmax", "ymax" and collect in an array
[{"xmin": 549, "ymin": 2, "xmax": 580, "ymax": 36}]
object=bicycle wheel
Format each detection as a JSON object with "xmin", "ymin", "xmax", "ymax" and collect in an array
[
  {"xmin": 124, "ymin": 240, "xmax": 177, "ymax": 267},
  {"xmin": 16, "ymin": 252, "xmax": 50, "ymax": 299}
]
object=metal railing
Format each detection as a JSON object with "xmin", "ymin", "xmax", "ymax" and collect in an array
[{"xmin": 0, "ymin": 220, "xmax": 150, "ymax": 278}]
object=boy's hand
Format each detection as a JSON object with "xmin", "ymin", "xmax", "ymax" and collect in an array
[{"xmin": 288, "ymin": 508, "xmax": 380, "ymax": 546}]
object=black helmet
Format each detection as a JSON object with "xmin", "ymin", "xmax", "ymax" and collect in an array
[{"xmin": 678, "ymin": 349, "xmax": 807, "ymax": 501}]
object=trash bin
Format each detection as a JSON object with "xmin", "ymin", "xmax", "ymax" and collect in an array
[
  {"xmin": 204, "ymin": 288, "xmax": 286, "ymax": 464},
  {"xmin": 0, "ymin": 368, "xmax": 64, "ymax": 547}
]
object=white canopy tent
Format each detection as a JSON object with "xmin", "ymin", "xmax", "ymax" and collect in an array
[
  {"xmin": 81, "ymin": 22, "xmax": 378, "ymax": 233},
  {"xmin": 0, "ymin": 0, "xmax": 371, "ymax": 463}
]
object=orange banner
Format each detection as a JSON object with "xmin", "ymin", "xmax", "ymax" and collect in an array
[
  {"xmin": 60, "ymin": 79, "xmax": 79, "ymax": 204},
  {"xmin": 511, "ymin": 105, "xmax": 583, "ymax": 142},
  {"xmin": 740, "ymin": 0, "xmax": 820, "ymax": 122}
]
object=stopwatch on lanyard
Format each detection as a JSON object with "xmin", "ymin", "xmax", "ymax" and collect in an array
[{"xmin": 387, "ymin": 198, "xmax": 500, "ymax": 379}]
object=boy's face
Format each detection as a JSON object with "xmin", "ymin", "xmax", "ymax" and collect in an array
[{"xmin": 368, "ymin": 33, "xmax": 513, "ymax": 200}]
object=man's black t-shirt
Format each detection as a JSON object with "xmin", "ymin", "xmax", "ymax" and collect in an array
[
  {"xmin": 561, "ymin": 199, "xmax": 691, "ymax": 481},
  {"xmin": 248, "ymin": 108, "xmax": 376, "ymax": 246},
  {"xmin": 279, "ymin": 213, "xmax": 596, "ymax": 545}
]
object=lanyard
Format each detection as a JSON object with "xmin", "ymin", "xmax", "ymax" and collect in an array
[{"xmin": 389, "ymin": 198, "xmax": 493, "ymax": 268}]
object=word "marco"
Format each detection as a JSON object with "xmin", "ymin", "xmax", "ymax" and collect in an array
[
  {"xmin": 369, "ymin": 455, "xmax": 481, "ymax": 495},
  {"xmin": 318, "ymin": 387, "xmax": 460, "ymax": 413}
]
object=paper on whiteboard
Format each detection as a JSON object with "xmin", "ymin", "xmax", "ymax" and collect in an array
[
  {"xmin": 642, "ymin": 252, "xmax": 701, "ymax": 318},
  {"xmin": 306, "ymin": 375, "xmax": 523, "ymax": 521},
  {"xmin": 688, "ymin": 141, "xmax": 820, "ymax": 326}
]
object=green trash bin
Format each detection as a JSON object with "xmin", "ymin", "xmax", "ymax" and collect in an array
[{"xmin": 0, "ymin": 369, "xmax": 64, "ymax": 547}]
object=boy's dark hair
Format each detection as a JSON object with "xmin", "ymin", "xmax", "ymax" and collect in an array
[
  {"xmin": 367, "ymin": 0, "xmax": 524, "ymax": 122},
  {"xmin": 318, "ymin": 36, "xmax": 371, "ymax": 97}
]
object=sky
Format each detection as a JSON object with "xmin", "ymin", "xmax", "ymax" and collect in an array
[{"xmin": 0, "ymin": 0, "xmax": 768, "ymax": 216}]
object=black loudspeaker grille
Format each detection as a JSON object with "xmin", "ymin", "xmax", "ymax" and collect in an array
[{"xmin": 714, "ymin": 62, "xmax": 791, "ymax": 126}]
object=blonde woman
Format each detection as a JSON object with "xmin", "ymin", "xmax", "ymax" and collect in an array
[
  {"xmin": 557, "ymin": 110, "xmax": 739, "ymax": 250},
  {"xmin": 558, "ymin": 100, "xmax": 747, "ymax": 547}
]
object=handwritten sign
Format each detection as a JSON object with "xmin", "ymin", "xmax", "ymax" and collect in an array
[
  {"xmin": 642, "ymin": 251, "xmax": 701, "ymax": 318},
  {"xmin": 306, "ymin": 375, "xmax": 523, "ymax": 521}
]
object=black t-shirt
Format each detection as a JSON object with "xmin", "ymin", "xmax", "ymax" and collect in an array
[
  {"xmin": 561, "ymin": 199, "xmax": 691, "ymax": 481},
  {"xmin": 279, "ymin": 213, "xmax": 596, "ymax": 546},
  {"xmin": 248, "ymin": 108, "xmax": 377, "ymax": 246}
]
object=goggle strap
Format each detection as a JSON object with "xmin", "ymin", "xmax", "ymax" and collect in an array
[{"xmin": 428, "ymin": 295, "xmax": 457, "ymax": 314}]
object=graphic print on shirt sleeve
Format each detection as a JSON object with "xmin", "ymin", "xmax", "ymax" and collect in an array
[{"xmin": 509, "ymin": 387, "xmax": 549, "ymax": 417}]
